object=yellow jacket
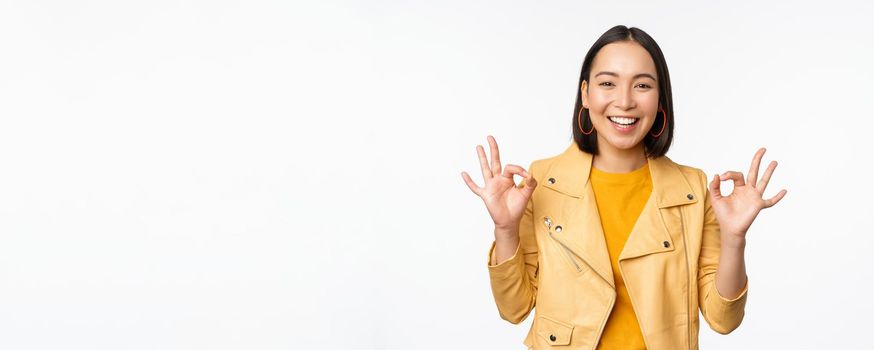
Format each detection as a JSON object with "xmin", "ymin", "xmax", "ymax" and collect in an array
[{"xmin": 487, "ymin": 142, "xmax": 748, "ymax": 349}]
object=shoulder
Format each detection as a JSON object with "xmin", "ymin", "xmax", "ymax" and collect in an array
[
  {"xmin": 670, "ymin": 159, "xmax": 710, "ymax": 196},
  {"xmin": 528, "ymin": 156, "xmax": 555, "ymax": 178},
  {"xmin": 525, "ymin": 142, "xmax": 590, "ymax": 175},
  {"xmin": 675, "ymin": 162, "xmax": 707, "ymax": 182}
]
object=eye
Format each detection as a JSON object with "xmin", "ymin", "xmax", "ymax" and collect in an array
[
  {"xmin": 636, "ymin": 83, "xmax": 652, "ymax": 89},
  {"xmin": 599, "ymin": 82, "xmax": 614, "ymax": 87}
]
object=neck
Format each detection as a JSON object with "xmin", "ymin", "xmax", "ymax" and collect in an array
[{"xmin": 592, "ymin": 141, "xmax": 647, "ymax": 173}]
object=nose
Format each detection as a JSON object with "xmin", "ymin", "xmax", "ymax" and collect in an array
[{"xmin": 615, "ymin": 86, "xmax": 635, "ymax": 110}]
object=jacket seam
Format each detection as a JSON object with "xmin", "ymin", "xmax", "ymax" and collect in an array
[{"xmin": 680, "ymin": 206, "xmax": 692, "ymax": 350}]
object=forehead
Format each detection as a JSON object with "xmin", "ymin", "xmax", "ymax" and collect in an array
[{"xmin": 591, "ymin": 41, "xmax": 657, "ymax": 78}]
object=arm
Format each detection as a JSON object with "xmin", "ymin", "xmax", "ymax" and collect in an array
[
  {"xmin": 486, "ymin": 163, "xmax": 538, "ymax": 324},
  {"xmin": 715, "ymin": 232, "xmax": 748, "ymax": 303},
  {"xmin": 697, "ymin": 181, "xmax": 748, "ymax": 334},
  {"xmin": 699, "ymin": 147, "xmax": 787, "ymax": 334},
  {"xmin": 461, "ymin": 135, "xmax": 540, "ymax": 325}
]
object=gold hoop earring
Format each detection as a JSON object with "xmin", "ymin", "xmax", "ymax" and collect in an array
[
  {"xmin": 650, "ymin": 107, "xmax": 667, "ymax": 138},
  {"xmin": 578, "ymin": 107, "xmax": 594, "ymax": 135}
]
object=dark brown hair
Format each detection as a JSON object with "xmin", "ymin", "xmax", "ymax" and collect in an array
[{"xmin": 573, "ymin": 25, "xmax": 674, "ymax": 158}]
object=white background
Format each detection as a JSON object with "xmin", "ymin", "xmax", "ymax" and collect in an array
[{"xmin": 1, "ymin": 1, "xmax": 873, "ymax": 349}]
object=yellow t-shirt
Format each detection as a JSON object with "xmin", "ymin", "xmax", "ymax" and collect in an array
[{"xmin": 590, "ymin": 161, "xmax": 652, "ymax": 350}]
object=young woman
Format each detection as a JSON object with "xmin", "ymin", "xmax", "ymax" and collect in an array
[{"xmin": 461, "ymin": 25, "xmax": 787, "ymax": 349}]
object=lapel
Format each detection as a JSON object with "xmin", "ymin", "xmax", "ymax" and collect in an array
[{"xmin": 540, "ymin": 142, "xmax": 698, "ymax": 289}]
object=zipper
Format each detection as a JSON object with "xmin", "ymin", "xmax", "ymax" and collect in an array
[
  {"xmin": 542, "ymin": 216, "xmax": 616, "ymax": 346},
  {"xmin": 543, "ymin": 216, "xmax": 583, "ymax": 272},
  {"xmin": 679, "ymin": 208, "xmax": 692, "ymax": 349},
  {"xmin": 550, "ymin": 232, "xmax": 582, "ymax": 272},
  {"xmin": 542, "ymin": 216, "xmax": 582, "ymax": 272}
]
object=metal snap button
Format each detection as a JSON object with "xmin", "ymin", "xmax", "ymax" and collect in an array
[
  {"xmin": 548, "ymin": 177, "xmax": 556, "ymax": 184},
  {"xmin": 549, "ymin": 334, "xmax": 556, "ymax": 342},
  {"xmin": 543, "ymin": 217, "xmax": 552, "ymax": 228},
  {"xmin": 687, "ymin": 194, "xmax": 693, "ymax": 200},
  {"xmin": 555, "ymin": 225, "xmax": 562, "ymax": 233},
  {"xmin": 663, "ymin": 241, "xmax": 670, "ymax": 248}
]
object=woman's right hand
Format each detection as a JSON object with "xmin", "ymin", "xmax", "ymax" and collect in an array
[{"xmin": 461, "ymin": 135, "xmax": 537, "ymax": 234}]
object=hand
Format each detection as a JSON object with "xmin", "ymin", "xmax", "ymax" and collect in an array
[
  {"xmin": 709, "ymin": 147, "xmax": 788, "ymax": 245},
  {"xmin": 461, "ymin": 135, "xmax": 537, "ymax": 232}
]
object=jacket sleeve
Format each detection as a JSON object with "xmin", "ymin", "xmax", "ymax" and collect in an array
[
  {"xmin": 696, "ymin": 170, "xmax": 749, "ymax": 334},
  {"xmin": 485, "ymin": 161, "xmax": 539, "ymax": 324}
]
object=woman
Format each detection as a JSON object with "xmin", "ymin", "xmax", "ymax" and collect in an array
[{"xmin": 460, "ymin": 25, "xmax": 786, "ymax": 349}]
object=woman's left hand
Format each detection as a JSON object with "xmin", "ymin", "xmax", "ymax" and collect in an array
[{"xmin": 709, "ymin": 147, "xmax": 788, "ymax": 247}]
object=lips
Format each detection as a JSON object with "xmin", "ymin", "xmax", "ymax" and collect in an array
[{"xmin": 608, "ymin": 116, "xmax": 639, "ymax": 126}]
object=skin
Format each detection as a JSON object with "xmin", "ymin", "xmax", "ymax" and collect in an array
[
  {"xmin": 581, "ymin": 41, "xmax": 659, "ymax": 173},
  {"xmin": 461, "ymin": 40, "xmax": 788, "ymax": 300}
]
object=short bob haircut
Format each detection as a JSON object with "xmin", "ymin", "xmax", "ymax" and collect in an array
[{"xmin": 572, "ymin": 25, "xmax": 674, "ymax": 158}]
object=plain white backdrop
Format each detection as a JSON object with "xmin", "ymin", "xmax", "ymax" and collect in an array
[{"xmin": 1, "ymin": 1, "xmax": 873, "ymax": 349}]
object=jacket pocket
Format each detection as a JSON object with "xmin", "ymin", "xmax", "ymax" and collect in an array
[{"xmin": 535, "ymin": 314, "xmax": 574, "ymax": 346}]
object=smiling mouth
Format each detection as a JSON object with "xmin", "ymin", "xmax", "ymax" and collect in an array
[{"xmin": 608, "ymin": 116, "xmax": 640, "ymax": 126}]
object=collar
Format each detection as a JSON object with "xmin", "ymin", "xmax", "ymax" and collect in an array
[{"xmin": 541, "ymin": 142, "xmax": 698, "ymax": 208}]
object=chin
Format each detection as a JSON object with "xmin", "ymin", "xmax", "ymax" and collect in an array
[{"xmin": 600, "ymin": 135, "xmax": 646, "ymax": 151}]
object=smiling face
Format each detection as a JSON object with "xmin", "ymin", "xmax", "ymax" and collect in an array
[{"xmin": 581, "ymin": 41, "xmax": 661, "ymax": 154}]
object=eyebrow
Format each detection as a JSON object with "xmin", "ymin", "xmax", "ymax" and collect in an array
[{"xmin": 594, "ymin": 71, "xmax": 657, "ymax": 81}]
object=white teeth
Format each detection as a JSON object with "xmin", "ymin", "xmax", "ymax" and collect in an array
[{"xmin": 608, "ymin": 116, "xmax": 638, "ymax": 125}]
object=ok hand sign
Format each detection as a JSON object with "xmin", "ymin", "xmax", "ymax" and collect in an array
[
  {"xmin": 461, "ymin": 135, "xmax": 537, "ymax": 232},
  {"xmin": 710, "ymin": 147, "xmax": 788, "ymax": 245}
]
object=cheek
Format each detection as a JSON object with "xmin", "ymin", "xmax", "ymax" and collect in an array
[
  {"xmin": 589, "ymin": 91, "xmax": 612, "ymax": 109},
  {"xmin": 641, "ymin": 92, "xmax": 660, "ymax": 110}
]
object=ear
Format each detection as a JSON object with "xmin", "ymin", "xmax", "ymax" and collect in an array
[{"xmin": 580, "ymin": 80, "xmax": 589, "ymax": 109}]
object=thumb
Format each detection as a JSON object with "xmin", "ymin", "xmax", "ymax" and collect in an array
[{"xmin": 519, "ymin": 171, "xmax": 537, "ymax": 196}]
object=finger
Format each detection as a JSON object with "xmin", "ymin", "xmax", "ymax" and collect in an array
[
  {"xmin": 720, "ymin": 171, "xmax": 746, "ymax": 188},
  {"xmin": 524, "ymin": 170, "xmax": 537, "ymax": 187},
  {"xmin": 488, "ymin": 135, "xmax": 502, "ymax": 176},
  {"xmin": 757, "ymin": 160, "xmax": 778, "ymax": 194},
  {"xmin": 476, "ymin": 145, "xmax": 492, "ymax": 179},
  {"xmin": 763, "ymin": 189, "xmax": 787, "ymax": 208},
  {"xmin": 502, "ymin": 164, "xmax": 527, "ymax": 180},
  {"xmin": 709, "ymin": 174, "xmax": 723, "ymax": 199},
  {"xmin": 521, "ymin": 171, "xmax": 538, "ymax": 197},
  {"xmin": 747, "ymin": 147, "xmax": 766, "ymax": 187},
  {"xmin": 461, "ymin": 171, "xmax": 483, "ymax": 196}
]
